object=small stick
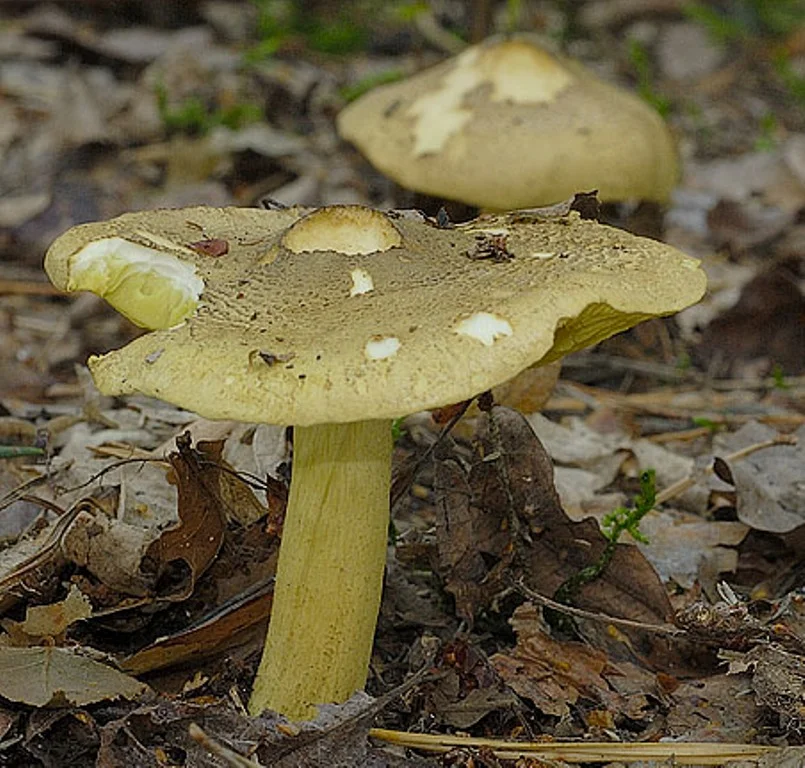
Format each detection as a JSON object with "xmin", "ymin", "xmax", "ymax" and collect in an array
[
  {"xmin": 0, "ymin": 280, "xmax": 65, "ymax": 296},
  {"xmin": 512, "ymin": 577, "xmax": 683, "ymax": 638},
  {"xmin": 655, "ymin": 433, "xmax": 797, "ymax": 507},
  {"xmin": 188, "ymin": 724, "xmax": 260, "ymax": 768}
]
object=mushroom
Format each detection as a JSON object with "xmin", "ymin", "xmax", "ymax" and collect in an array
[
  {"xmin": 44, "ymin": 204, "xmax": 705, "ymax": 720},
  {"xmin": 337, "ymin": 35, "xmax": 678, "ymax": 210}
]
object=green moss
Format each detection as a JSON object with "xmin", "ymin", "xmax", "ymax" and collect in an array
[
  {"xmin": 754, "ymin": 111, "xmax": 780, "ymax": 150},
  {"xmin": 246, "ymin": 0, "xmax": 372, "ymax": 60},
  {"xmin": 155, "ymin": 82, "xmax": 264, "ymax": 136}
]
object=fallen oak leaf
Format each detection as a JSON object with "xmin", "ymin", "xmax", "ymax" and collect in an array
[
  {"xmin": 3, "ymin": 584, "xmax": 92, "ymax": 645},
  {"xmin": 435, "ymin": 405, "xmax": 673, "ymax": 628},
  {"xmin": 491, "ymin": 602, "xmax": 628, "ymax": 718},
  {"xmin": 141, "ymin": 433, "xmax": 227, "ymax": 601},
  {"xmin": 488, "ymin": 406, "xmax": 673, "ymax": 625},
  {"xmin": 0, "ymin": 646, "xmax": 145, "ymax": 707}
]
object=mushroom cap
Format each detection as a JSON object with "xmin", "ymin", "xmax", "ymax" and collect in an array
[
  {"xmin": 337, "ymin": 36, "xmax": 678, "ymax": 209},
  {"xmin": 44, "ymin": 204, "xmax": 705, "ymax": 426}
]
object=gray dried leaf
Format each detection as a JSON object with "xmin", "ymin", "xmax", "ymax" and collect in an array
[
  {"xmin": 0, "ymin": 646, "xmax": 145, "ymax": 707},
  {"xmin": 715, "ymin": 422, "xmax": 805, "ymax": 533}
]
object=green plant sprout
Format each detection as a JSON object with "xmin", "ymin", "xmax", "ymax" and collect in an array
[
  {"xmin": 675, "ymin": 351, "xmax": 693, "ymax": 371},
  {"xmin": 155, "ymin": 83, "xmax": 263, "ymax": 135},
  {"xmin": 773, "ymin": 51, "xmax": 805, "ymax": 107},
  {"xmin": 771, "ymin": 363, "xmax": 791, "ymax": 390},
  {"xmin": 391, "ymin": 417, "xmax": 406, "ymax": 443},
  {"xmin": 627, "ymin": 39, "xmax": 671, "ymax": 117},
  {"xmin": 754, "ymin": 112, "xmax": 779, "ymax": 150},
  {"xmin": 684, "ymin": 0, "xmax": 805, "ymax": 43},
  {"xmin": 684, "ymin": 0, "xmax": 805, "ymax": 107},
  {"xmin": 340, "ymin": 69, "xmax": 404, "ymax": 103},
  {"xmin": 394, "ymin": 1, "xmax": 428, "ymax": 22},
  {"xmin": 246, "ymin": 0, "xmax": 368, "ymax": 60},
  {"xmin": 0, "ymin": 445, "xmax": 44, "ymax": 459},
  {"xmin": 602, "ymin": 469, "xmax": 656, "ymax": 545},
  {"xmin": 692, "ymin": 416, "xmax": 725, "ymax": 433},
  {"xmin": 505, "ymin": 0, "xmax": 522, "ymax": 32},
  {"xmin": 553, "ymin": 469, "xmax": 657, "ymax": 611},
  {"xmin": 683, "ymin": 2, "xmax": 749, "ymax": 43}
]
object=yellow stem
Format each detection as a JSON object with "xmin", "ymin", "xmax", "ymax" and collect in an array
[{"xmin": 249, "ymin": 420, "xmax": 392, "ymax": 720}]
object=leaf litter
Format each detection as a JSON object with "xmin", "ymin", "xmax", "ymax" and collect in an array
[{"xmin": 0, "ymin": 1, "xmax": 805, "ymax": 765}]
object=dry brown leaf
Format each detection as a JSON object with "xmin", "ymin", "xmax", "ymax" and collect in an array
[
  {"xmin": 491, "ymin": 603, "xmax": 629, "ymax": 718},
  {"xmin": 141, "ymin": 433, "xmax": 227, "ymax": 600},
  {"xmin": 121, "ymin": 579, "xmax": 273, "ymax": 675},
  {"xmin": 3, "ymin": 584, "xmax": 92, "ymax": 645},
  {"xmin": 436, "ymin": 406, "xmax": 673, "ymax": 633},
  {"xmin": 694, "ymin": 261, "xmax": 805, "ymax": 377},
  {"xmin": 665, "ymin": 673, "xmax": 764, "ymax": 742},
  {"xmin": 425, "ymin": 670, "xmax": 517, "ymax": 728},
  {"xmin": 724, "ymin": 644, "xmax": 805, "ymax": 733}
]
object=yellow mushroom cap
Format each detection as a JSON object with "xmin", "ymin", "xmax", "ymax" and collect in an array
[
  {"xmin": 337, "ymin": 36, "xmax": 678, "ymax": 209},
  {"xmin": 44, "ymin": 204, "xmax": 705, "ymax": 426}
]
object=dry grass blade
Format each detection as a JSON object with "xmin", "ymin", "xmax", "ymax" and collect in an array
[
  {"xmin": 0, "ymin": 501, "xmax": 89, "ymax": 593},
  {"xmin": 368, "ymin": 729, "xmax": 777, "ymax": 765},
  {"xmin": 0, "ymin": 279, "xmax": 65, "ymax": 296}
]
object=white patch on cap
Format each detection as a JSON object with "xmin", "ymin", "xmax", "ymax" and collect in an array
[
  {"xmin": 69, "ymin": 238, "xmax": 204, "ymax": 329},
  {"xmin": 483, "ymin": 40, "xmax": 572, "ymax": 103},
  {"xmin": 349, "ymin": 268, "xmax": 374, "ymax": 296},
  {"xmin": 408, "ymin": 41, "xmax": 572, "ymax": 156},
  {"xmin": 408, "ymin": 47, "xmax": 481, "ymax": 156},
  {"xmin": 454, "ymin": 312, "xmax": 513, "ymax": 346},
  {"xmin": 364, "ymin": 336, "xmax": 401, "ymax": 361}
]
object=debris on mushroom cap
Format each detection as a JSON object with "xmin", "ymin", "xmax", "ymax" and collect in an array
[
  {"xmin": 337, "ymin": 35, "xmax": 678, "ymax": 209},
  {"xmin": 44, "ymin": 204, "xmax": 705, "ymax": 426}
]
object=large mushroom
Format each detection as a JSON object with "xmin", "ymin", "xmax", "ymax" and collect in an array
[
  {"xmin": 337, "ymin": 35, "xmax": 678, "ymax": 210},
  {"xmin": 44, "ymin": 204, "xmax": 705, "ymax": 720}
]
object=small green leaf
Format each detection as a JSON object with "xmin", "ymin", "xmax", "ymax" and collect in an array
[{"xmin": 0, "ymin": 445, "xmax": 44, "ymax": 459}]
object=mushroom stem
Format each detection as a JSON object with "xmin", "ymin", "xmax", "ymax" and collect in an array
[{"xmin": 249, "ymin": 419, "xmax": 393, "ymax": 720}]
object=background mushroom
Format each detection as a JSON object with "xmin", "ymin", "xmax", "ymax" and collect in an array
[
  {"xmin": 44, "ymin": 203, "xmax": 705, "ymax": 720},
  {"xmin": 337, "ymin": 35, "xmax": 678, "ymax": 211}
]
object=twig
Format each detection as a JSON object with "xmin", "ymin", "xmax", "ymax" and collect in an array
[
  {"xmin": 0, "ymin": 498, "xmax": 94, "ymax": 595},
  {"xmin": 511, "ymin": 577, "xmax": 684, "ymax": 638},
  {"xmin": 655, "ymin": 433, "xmax": 797, "ymax": 507},
  {"xmin": 413, "ymin": 9, "xmax": 466, "ymax": 55},
  {"xmin": 562, "ymin": 353, "xmax": 698, "ymax": 383},
  {"xmin": 368, "ymin": 728, "xmax": 776, "ymax": 765},
  {"xmin": 390, "ymin": 398, "xmax": 473, "ymax": 511}
]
